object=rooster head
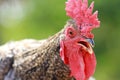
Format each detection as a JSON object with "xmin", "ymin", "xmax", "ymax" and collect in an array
[{"xmin": 60, "ymin": 0, "xmax": 100, "ymax": 80}]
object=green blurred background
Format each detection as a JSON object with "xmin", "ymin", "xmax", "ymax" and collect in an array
[{"xmin": 0, "ymin": 0, "xmax": 120, "ymax": 80}]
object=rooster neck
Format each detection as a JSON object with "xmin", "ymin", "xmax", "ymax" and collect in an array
[
  {"xmin": 14, "ymin": 29, "xmax": 63, "ymax": 59},
  {"xmin": 13, "ymin": 29, "xmax": 74, "ymax": 80}
]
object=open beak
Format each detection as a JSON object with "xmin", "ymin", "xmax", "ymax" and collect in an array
[{"xmin": 78, "ymin": 39, "xmax": 95, "ymax": 54}]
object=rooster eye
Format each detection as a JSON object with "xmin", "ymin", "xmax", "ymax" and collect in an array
[
  {"xmin": 69, "ymin": 31, "xmax": 73, "ymax": 35},
  {"xmin": 66, "ymin": 27, "xmax": 76, "ymax": 38}
]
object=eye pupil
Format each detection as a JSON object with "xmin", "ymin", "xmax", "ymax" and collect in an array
[
  {"xmin": 69, "ymin": 31, "xmax": 73, "ymax": 35},
  {"xmin": 66, "ymin": 27, "xmax": 76, "ymax": 38}
]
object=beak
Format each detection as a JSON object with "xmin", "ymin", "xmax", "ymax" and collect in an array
[
  {"xmin": 78, "ymin": 38, "xmax": 95, "ymax": 54},
  {"xmin": 86, "ymin": 38, "xmax": 95, "ymax": 48}
]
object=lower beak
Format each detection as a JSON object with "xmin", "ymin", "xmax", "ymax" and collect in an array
[{"xmin": 78, "ymin": 39, "xmax": 95, "ymax": 54}]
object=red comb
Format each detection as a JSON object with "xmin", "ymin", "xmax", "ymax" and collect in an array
[{"xmin": 65, "ymin": 0, "xmax": 100, "ymax": 38}]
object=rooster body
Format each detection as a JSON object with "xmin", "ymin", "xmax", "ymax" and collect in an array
[{"xmin": 0, "ymin": 0, "xmax": 100, "ymax": 80}]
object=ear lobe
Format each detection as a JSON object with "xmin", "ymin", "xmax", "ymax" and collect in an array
[
  {"xmin": 60, "ymin": 41, "xmax": 69, "ymax": 64},
  {"xmin": 60, "ymin": 41, "xmax": 65, "ymax": 62}
]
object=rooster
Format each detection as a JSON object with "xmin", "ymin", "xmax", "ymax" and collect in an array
[{"xmin": 0, "ymin": 0, "xmax": 100, "ymax": 80}]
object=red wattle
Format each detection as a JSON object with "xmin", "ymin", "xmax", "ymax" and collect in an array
[
  {"xmin": 69, "ymin": 51, "xmax": 85, "ymax": 80},
  {"xmin": 83, "ymin": 52, "xmax": 96, "ymax": 79}
]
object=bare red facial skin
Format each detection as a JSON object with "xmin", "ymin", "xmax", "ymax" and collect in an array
[{"xmin": 60, "ymin": 27, "xmax": 96, "ymax": 80}]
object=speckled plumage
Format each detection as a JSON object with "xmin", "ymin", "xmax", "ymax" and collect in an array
[{"xmin": 0, "ymin": 20, "xmax": 76, "ymax": 80}]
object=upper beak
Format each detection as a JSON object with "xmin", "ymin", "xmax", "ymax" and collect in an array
[
  {"xmin": 77, "ymin": 38, "xmax": 95, "ymax": 54},
  {"xmin": 86, "ymin": 38, "xmax": 95, "ymax": 48}
]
